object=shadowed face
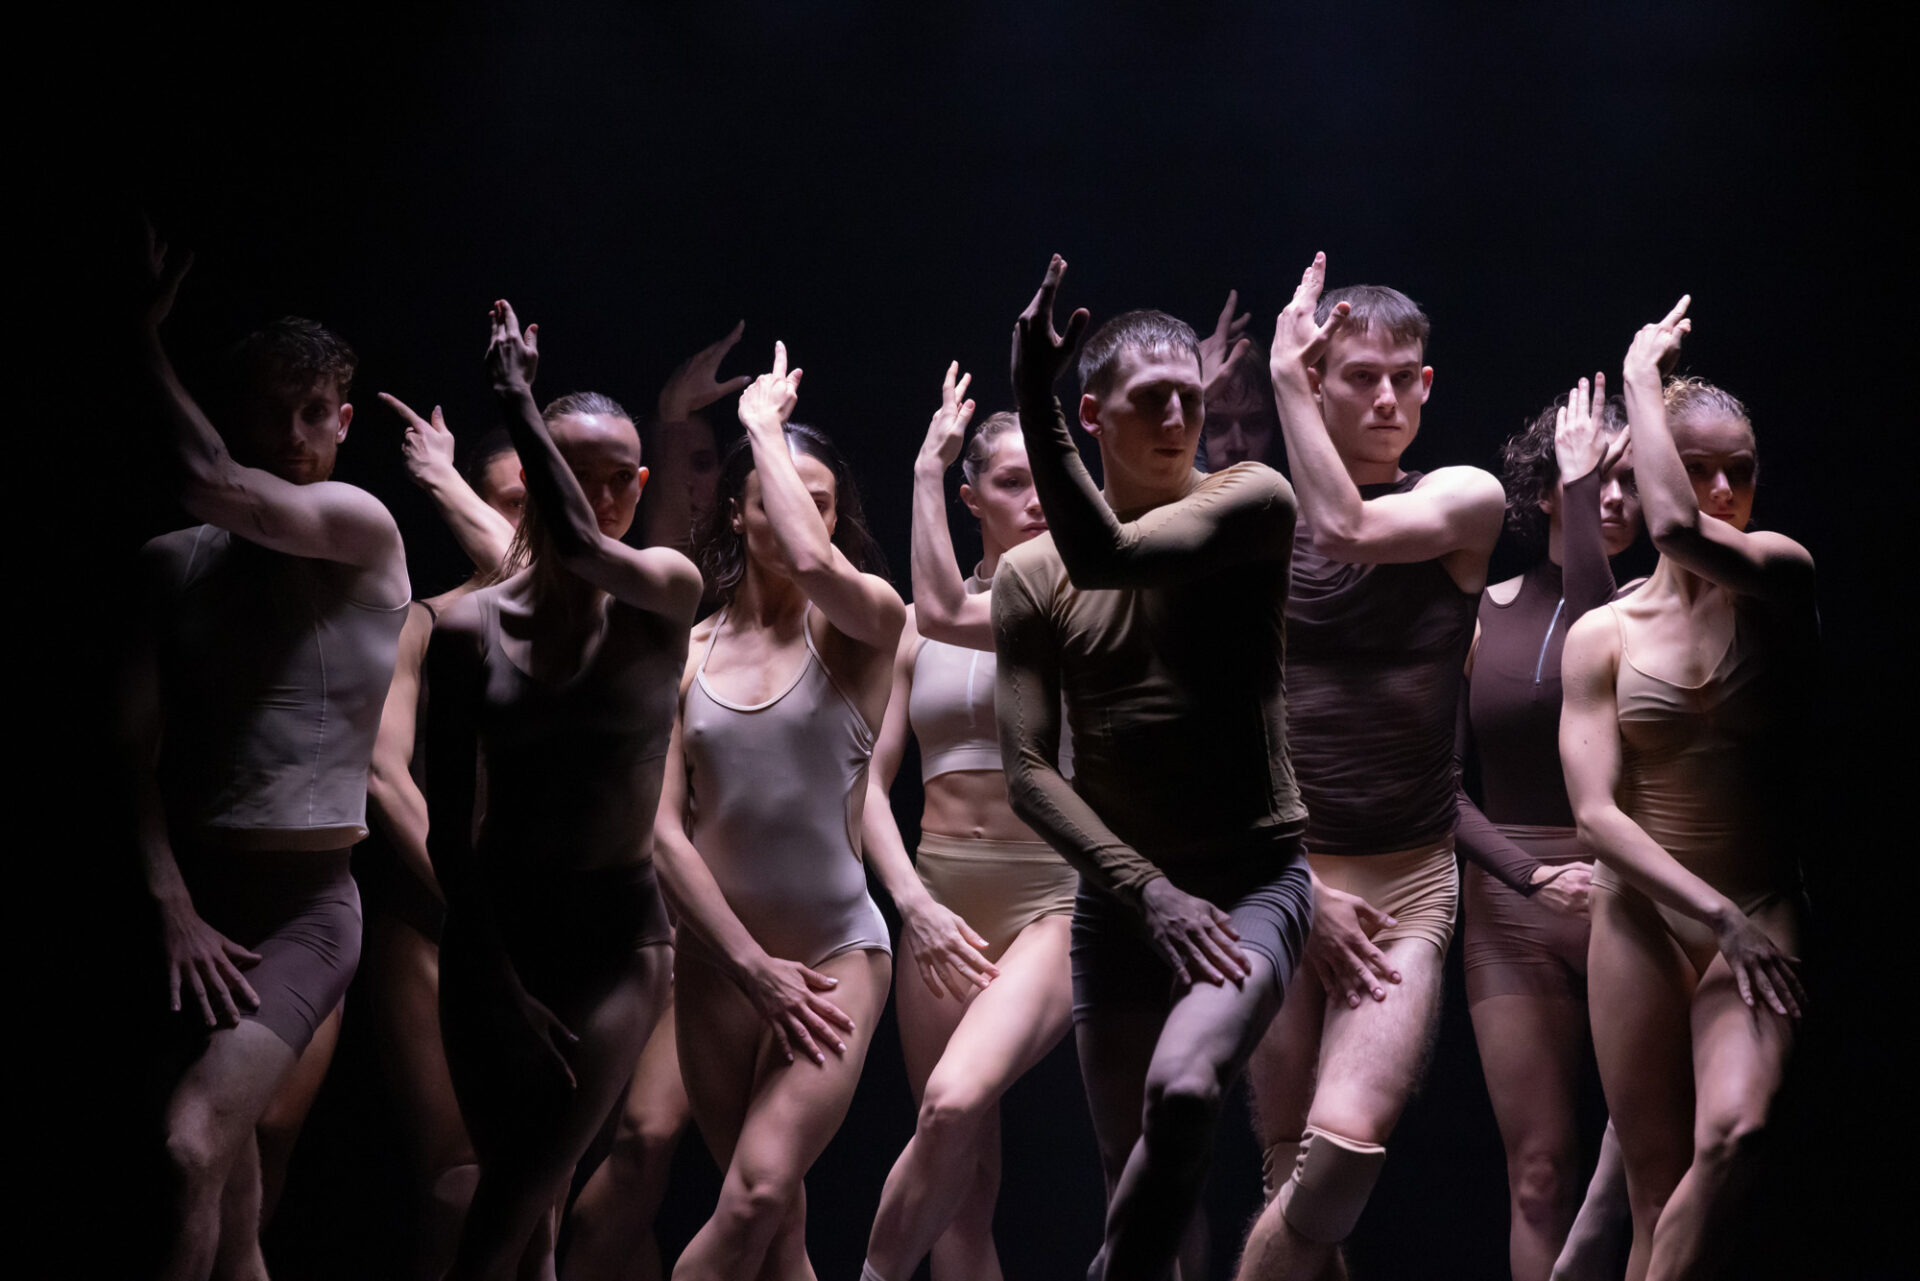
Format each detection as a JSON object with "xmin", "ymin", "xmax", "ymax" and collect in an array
[
  {"xmin": 477, "ymin": 450, "xmax": 526, "ymax": 526},
  {"xmin": 1309, "ymin": 327, "xmax": 1432, "ymax": 472},
  {"xmin": 548, "ymin": 413, "xmax": 644, "ymax": 539},
  {"xmin": 1544, "ymin": 435, "xmax": 1643, "ymax": 557},
  {"xmin": 732, "ymin": 451, "xmax": 838, "ymax": 574},
  {"xmin": 229, "ymin": 375, "xmax": 352, "ymax": 484},
  {"xmin": 1672, "ymin": 414, "xmax": 1757, "ymax": 532},
  {"xmin": 961, "ymin": 434, "xmax": 1046, "ymax": 554},
  {"xmin": 1080, "ymin": 346, "xmax": 1205, "ymax": 502}
]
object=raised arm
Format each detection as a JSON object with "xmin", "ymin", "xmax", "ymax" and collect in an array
[
  {"xmin": 910, "ymin": 362, "xmax": 997, "ymax": 649},
  {"xmin": 122, "ymin": 541, "xmax": 262, "ymax": 1027},
  {"xmin": 136, "ymin": 225, "xmax": 407, "ymax": 604},
  {"xmin": 860, "ymin": 612, "xmax": 998, "ymax": 997},
  {"xmin": 1555, "ymin": 374, "xmax": 1628, "ymax": 614},
  {"xmin": 379, "ymin": 393, "xmax": 516, "ymax": 574},
  {"xmin": 649, "ymin": 677, "xmax": 858, "ymax": 1064},
  {"xmin": 644, "ymin": 321, "xmax": 750, "ymax": 552},
  {"xmin": 992, "ymin": 567, "xmax": 1249, "ymax": 989},
  {"xmin": 364, "ymin": 603, "xmax": 439, "ymax": 904},
  {"xmin": 1618, "ymin": 298, "xmax": 1815, "ymax": 605},
  {"xmin": 1267, "ymin": 252, "xmax": 1504, "ymax": 569},
  {"xmin": 735, "ymin": 341, "xmax": 906, "ymax": 650},
  {"xmin": 484, "ymin": 300, "xmax": 702, "ymax": 625},
  {"xmin": 1198, "ymin": 288, "xmax": 1254, "ymax": 394},
  {"xmin": 1560, "ymin": 611, "xmax": 1803, "ymax": 1016},
  {"xmin": 1009, "ymin": 256, "xmax": 1295, "ymax": 588}
]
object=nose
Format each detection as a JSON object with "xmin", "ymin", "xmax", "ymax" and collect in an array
[
  {"xmin": 1600, "ymin": 477, "xmax": 1623, "ymax": 511},
  {"xmin": 1373, "ymin": 377, "xmax": 1397, "ymax": 414},
  {"xmin": 1708, "ymin": 469, "xmax": 1733, "ymax": 502}
]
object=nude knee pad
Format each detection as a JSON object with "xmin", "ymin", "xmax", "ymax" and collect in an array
[
  {"xmin": 1277, "ymin": 1126, "xmax": 1387, "ymax": 1244},
  {"xmin": 1261, "ymin": 1138, "xmax": 1302, "ymax": 1205}
]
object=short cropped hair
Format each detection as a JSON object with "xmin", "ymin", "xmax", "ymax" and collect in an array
[
  {"xmin": 960, "ymin": 412, "xmax": 1022, "ymax": 488},
  {"xmin": 542, "ymin": 390, "xmax": 633, "ymax": 429},
  {"xmin": 224, "ymin": 317, "xmax": 358, "ymax": 400},
  {"xmin": 1662, "ymin": 376, "xmax": 1750, "ymax": 432},
  {"xmin": 1499, "ymin": 393, "xmax": 1629, "ymax": 549},
  {"xmin": 1076, "ymin": 310, "xmax": 1200, "ymax": 398},
  {"xmin": 1314, "ymin": 285, "xmax": 1430, "ymax": 360}
]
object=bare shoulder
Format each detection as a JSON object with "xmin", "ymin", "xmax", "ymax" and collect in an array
[
  {"xmin": 1486, "ymin": 573, "xmax": 1525, "ymax": 607},
  {"xmin": 1563, "ymin": 605, "xmax": 1623, "ymax": 668}
]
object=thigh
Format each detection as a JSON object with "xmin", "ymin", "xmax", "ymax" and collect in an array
[
  {"xmin": 728, "ymin": 950, "xmax": 892, "ymax": 1185},
  {"xmin": 168, "ymin": 1019, "xmax": 300, "ymax": 1160},
  {"xmin": 619, "ymin": 989, "xmax": 690, "ymax": 1139},
  {"xmin": 1148, "ymin": 951, "xmax": 1285, "ymax": 1093},
  {"xmin": 1076, "ymin": 1008, "xmax": 1167, "ymax": 1188},
  {"xmin": 365, "ymin": 917, "xmax": 471, "ymax": 1164},
  {"xmin": 1587, "ymin": 885, "xmax": 1697, "ymax": 1202},
  {"xmin": 895, "ymin": 948, "xmax": 975, "ymax": 1101},
  {"xmin": 675, "ymin": 948, "xmax": 780, "ymax": 1171},
  {"xmin": 1470, "ymin": 993, "xmax": 1587, "ymax": 1156},
  {"xmin": 1307, "ymin": 938, "xmax": 1445, "ymax": 1141},
  {"xmin": 1689, "ymin": 899, "xmax": 1801, "ymax": 1141},
  {"xmin": 924, "ymin": 915, "xmax": 1074, "ymax": 1101},
  {"xmin": 1246, "ymin": 959, "xmax": 1327, "ymax": 1146}
]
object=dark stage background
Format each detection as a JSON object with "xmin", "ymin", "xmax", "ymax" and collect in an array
[{"xmin": 52, "ymin": 3, "xmax": 1900, "ymax": 1277}]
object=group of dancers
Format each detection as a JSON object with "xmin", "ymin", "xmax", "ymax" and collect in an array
[{"xmin": 128, "ymin": 229, "xmax": 1811, "ymax": 1281}]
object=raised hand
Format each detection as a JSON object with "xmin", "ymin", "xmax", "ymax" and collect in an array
[
  {"xmin": 900, "ymin": 897, "xmax": 999, "ymax": 999},
  {"xmin": 141, "ymin": 216, "xmax": 193, "ymax": 331},
  {"xmin": 1624, "ymin": 295, "xmax": 1691, "ymax": 383},
  {"xmin": 738, "ymin": 341, "xmax": 803, "ymax": 435},
  {"xmin": 1269, "ymin": 252, "xmax": 1350, "ymax": 387},
  {"xmin": 1714, "ymin": 912, "xmax": 1807, "ymax": 1019},
  {"xmin": 1140, "ymin": 877, "xmax": 1252, "ymax": 989},
  {"xmin": 917, "ymin": 361, "xmax": 976, "ymax": 472},
  {"xmin": 1530, "ymin": 862, "xmax": 1594, "ymax": 919},
  {"xmin": 1011, "ymin": 254, "xmax": 1091, "ymax": 399},
  {"xmin": 378, "ymin": 392, "xmax": 459, "ymax": 490},
  {"xmin": 1199, "ymin": 288, "xmax": 1253, "ymax": 392},
  {"xmin": 1307, "ymin": 880, "xmax": 1402, "ymax": 1007},
  {"xmin": 487, "ymin": 299, "xmax": 540, "ymax": 393},
  {"xmin": 1553, "ymin": 374, "xmax": 1610, "ymax": 482},
  {"xmin": 1600, "ymin": 425, "xmax": 1633, "ymax": 483},
  {"xmin": 659, "ymin": 320, "xmax": 753, "ymax": 423},
  {"xmin": 743, "ymin": 954, "xmax": 857, "ymax": 1065},
  {"xmin": 160, "ymin": 899, "xmax": 262, "ymax": 1028}
]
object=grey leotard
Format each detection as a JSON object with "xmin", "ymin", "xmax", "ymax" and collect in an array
[{"xmin": 681, "ymin": 610, "xmax": 891, "ymax": 966}]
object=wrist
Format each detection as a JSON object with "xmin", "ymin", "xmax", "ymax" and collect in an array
[
  {"xmin": 492, "ymin": 375, "xmax": 533, "ymax": 400},
  {"xmin": 1707, "ymin": 901, "xmax": 1745, "ymax": 939},
  {"xmin": 914, "ymin": 453, "xmax": 951, "ymax": 480}
]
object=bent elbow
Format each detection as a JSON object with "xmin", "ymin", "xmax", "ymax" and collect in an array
[{"xmin": 1647, "ymin": 511, "xmax": 1700, "ymax": 552}]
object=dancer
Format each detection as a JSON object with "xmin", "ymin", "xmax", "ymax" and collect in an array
[
  {"xmin": 1239, "ymin": 253, "xmax": 1506, "ymax": 1280},
  {"xmin": 567, "ymin": 328, "xmax": 750, "ymax": 1281},
  {"xmin": 1458, "ymin": 379, "xmax": 1637, "ymax": 1281},
  {"xmin": 126, "ymin": 229, "xmax": 411, "ymax": 1281},
  {"xmin": 1561, "ymin": 298, "xmax": 1811, "ymax": 1281},
  {"xmin": 858, "ymin": 367, "xmax": 1077, "ymax": 1281},
  {"xmin": 651, "ymin": 341, "xmax": 901, "ymax": 1281},
  {"xmin": 991, "ymin": 256, "xmax": 1335, "ymax": 1281},
  {"xmin": 1197, "ymin": 290, "xmax": 1281, "ymax": 472},
  {"xmin": 426, "ymin": 301, "xmax": 701, "ymax": 1281}
]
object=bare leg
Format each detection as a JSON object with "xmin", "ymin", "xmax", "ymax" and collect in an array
[
  {"xmin": 363, "ymin": 913, "xmax": 478, "ymax": 1279},
  {"xmin": 866, "ymin": 916, "xmax": 1072, "ymax": 1281},
  {"xmin": 1470, "ymin": 993, "xmax": 1589, "ymax": 1281},
  {"xmin": 1587, "ymin": 889, "xmax": 1696, "ymax": 1281},
  {"xmin": 1237, "ymin": 939, "xmax": 1444, "ymax": 1281},
  {"xmin": 255, "ymin": 1002, "xmax": 342, "ymax": 1226},
  {"xmin": 566, "ymin": 993, "xmax": 691, "ymax": 1281},
  {"xmin": 1643, "ymin": 901, "xmax": 1800, "ymax": 1281},
  {"xmin": 211, "ymin": 1130, "xmax": 267, "ymax": 1281},
  {"xmin": 1094, "ymin": 954, "xmax": 1285, "ymax": 1281},
  {"xmin": 160, "ymin": 1019, "xmax": 298, "ymax": 1281},
  {"xmin": 672, "ymin": 949, "xmax": 891, "ymax": 1281},
  {"xmin": 446, "ymin": 946, "xmax": 670, "ymax": 1281},
  {"xmin": 1551, "ymin": 1121, "xmax": 1631, "ymax": 1281}
]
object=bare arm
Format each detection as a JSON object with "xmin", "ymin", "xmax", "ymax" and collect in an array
[
  {"xmin": 137, "ymin": 229, "xmax": 408, "ymax": 602},
  {"xmin": 1009, "ymin": 257, "xmax": 1297, "ymax": 588},
  {"xmin": 1619, "ymin": 298, "xmax": 1816, "ymax": 605},
  {"xmin": 485, "ymin": 301, "xmax": 703, "ymax": 625},
  {"xmin": 364, "ymin": 603, "xmax": 439, "ymax": 903},
  {"xmin": 649, "ymin": 680, "xmax": 858, "ymax": 1063},
  {"xmin": 1561, "ymin": 612, "xmax": 1804, "ymax": 1016},
  {"xmin": 379, "ymin": 394, "xmax": 515, "ymax": 574},
  {"xmin": 1267, "ymin": 252, "xmax": 1504, "ymax": 567},
  {"xmin": 910, "ymin": 362, "xmax": 996, "ymax": 649},
  {"xmin": 861, "ymin": 612, "xmax": 998, "ymax": 997},
  {"xmin": 736, "ymin": 341, "xmax": 906, "ymax": 650}
]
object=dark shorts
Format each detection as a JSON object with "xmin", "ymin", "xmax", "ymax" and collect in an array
[
  {"xmin": 352, "ymin": 829, "xmax": 447, "ymax": 944},
  {"xmin": 1462, "ymin": 825, "xmax": 1590, "ymax": 1006},
  {"xmin": 1070, "ymin": 838, "xmax": 1314, "ymax": 1023},
  {"xmin": 177, "ymin": 846, "xmax": 362, "ymax": 1055}
]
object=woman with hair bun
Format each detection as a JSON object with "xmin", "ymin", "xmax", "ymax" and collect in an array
[
  {"xmin": 650, "ymin": 342, "xmax": 904, "ymax": 1281},
  {"xmin": 1561, "ymin": 298, "xmax": 1813, "ymax": 1281}
]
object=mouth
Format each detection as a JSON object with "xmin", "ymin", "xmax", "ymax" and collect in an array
[{"xmin": 1023, "ymin": 521, "xmax": 1049, "ymax": 534}]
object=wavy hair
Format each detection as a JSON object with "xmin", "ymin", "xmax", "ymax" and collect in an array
[{"xmin": 1499, "ymin": 392, "xmax": 1629, "ymax": 549}]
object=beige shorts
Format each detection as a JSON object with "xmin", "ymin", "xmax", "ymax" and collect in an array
[
  {"xmin": 1307, "ymin": 837, "xmax": 1460, "ymax": 955},
  {"xmin": 917, "ymin": 832, "xmax": 1078, "ymax": 960}
]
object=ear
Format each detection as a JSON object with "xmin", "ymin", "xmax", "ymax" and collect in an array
[
  {"xmin": 729, "ymin": 495, "xmax": 743, "ymax": 533},
  {"xmin": 336, "ymin": 402, "xmax": 354, "ymax": 443},
  {"xmin": 635, "ymin": 465, "xmax": 651, "ymax": 500},
  {"xmin": 958, "ymin": 482, "xmax": 983, "ymax": 519},
  {"xmin": 1079, "ymin": 392, "xmax": 1104, "ymax": 440},
  {"xmin": 1305, "ymin": 366, "xmax": 1323, "ymax": 403},
  {"xmin": 1418, "ymin": 365, "xmax": 1434, "ymax": 404}
]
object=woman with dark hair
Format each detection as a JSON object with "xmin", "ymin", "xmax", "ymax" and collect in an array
[
  {"xmin": 426, "ymin": 302, "xmax": 702, "ymax": 1281},
  {"xmin": 1562, "ymin": 299, "xmax": 1811, "ymax": 1281},
  {"xmin": 1456, "ymin": 376, "xmax": 1638, "ymax": 1281},
  {"xmin": 858, "ymin": 366, "xmax": 1079, "ymax": 1281},
  {"xmin": 651, "ymin": 342, "xmax": 904, "ymax": 1281}
]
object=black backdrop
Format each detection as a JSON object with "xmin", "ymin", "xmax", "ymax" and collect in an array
[{"xmin": 50, "ymin": 3, "xmax": 1901, "ymax": 1277}]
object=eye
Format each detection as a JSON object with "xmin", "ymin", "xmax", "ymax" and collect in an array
[
  {"xmin": 1392, "ymin": 370, "xmax": 1415, "ymax": 386},
  {"xmin": 1616, "ymin": 471, "xmax": 1637, "ymax": 496}
]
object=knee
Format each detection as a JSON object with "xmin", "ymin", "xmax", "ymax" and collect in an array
[
  {"xmin": 1141, "ymin": 1070, "xmax": 1224, "ymax": 1161},
  {"xmin": 717, "ymin": 1168, "xmax": 798, "ymax": 1236},
  {"xmin": 1694, "ymin": 1104, "xmax": 1771, "ymax": 1170},
  {"xmin": 916, "ymin": 1075, "xmax": 995, "ymax": 1147},
  {"xmin": 164, "ymin": 1110, "xmax": 227, "ymax": 1193},
  {"xmin": 608, "ymin": 1111, "xmax": 684, "ymax": 1176},
  {"xmin": 1509, "ymin": 1148, "xmax": 1577, "ymax": 1228}
]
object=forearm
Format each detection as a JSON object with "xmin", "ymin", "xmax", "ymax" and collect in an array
[
  {"xmin": 910, "ymin": 457, "xmax": 976, "ymax": 634},
  {"xmin": 861, "ymin": 781, "xmax": 937, "ymax": 916},
  {"xmin": 1005, "ymin": 756, "xmax": 1162, "ymax": 908},
  {"xmin": 649, "ymin": 825, "xmax": 772, "ymax": 987},
  {"xmin": 493, "ymin": 380, "xmax": 604, "ymax": 560},
  {"xmin": 1454, "ymin": 789, "xmax": 1545, "ymax": 894},
  {"xmin": 1578, "ymin": 804, "xmax": 1738, "ymax": 930},
  {"xmin": 1011, "ymin": 392, "xmax": 1129, "ymax": 579},
  {"xmin": 367, "ymin": 767, "xmax": 440, "ymax": 902},
  {"xmin": 1272, "ymin": 377, "xmax": 1367, "ymax": 546},
  {"xmin": 140, "ymin": 330, "xmax": 250, "ymax": 520},
  {"xmin": 744, "ymin": 421, "xmax": 837, "ymax": 575},
  {"xmin": 419, "ymin": 467, "xmax": 515, "ymax": 573},
  {"xmin": 1619, "ymin": 373, "xmax": 1700, "ymax": 544},
  {"xmin": 1558, "ymin": 469, "xmax": 1617, "ymax": 613}
]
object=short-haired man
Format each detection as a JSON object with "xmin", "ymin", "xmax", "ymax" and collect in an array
[
  {"xmin": 125, "ymin": 231, "xmax": 410, "ymax": 1280},
  {"xmin": 991, "ymin": 257, "xmax": 1376, "ymax": 1281},
  {"xmin": 1236, "ymin": 254, "xmax": 1505, "ymax": 1280}
]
